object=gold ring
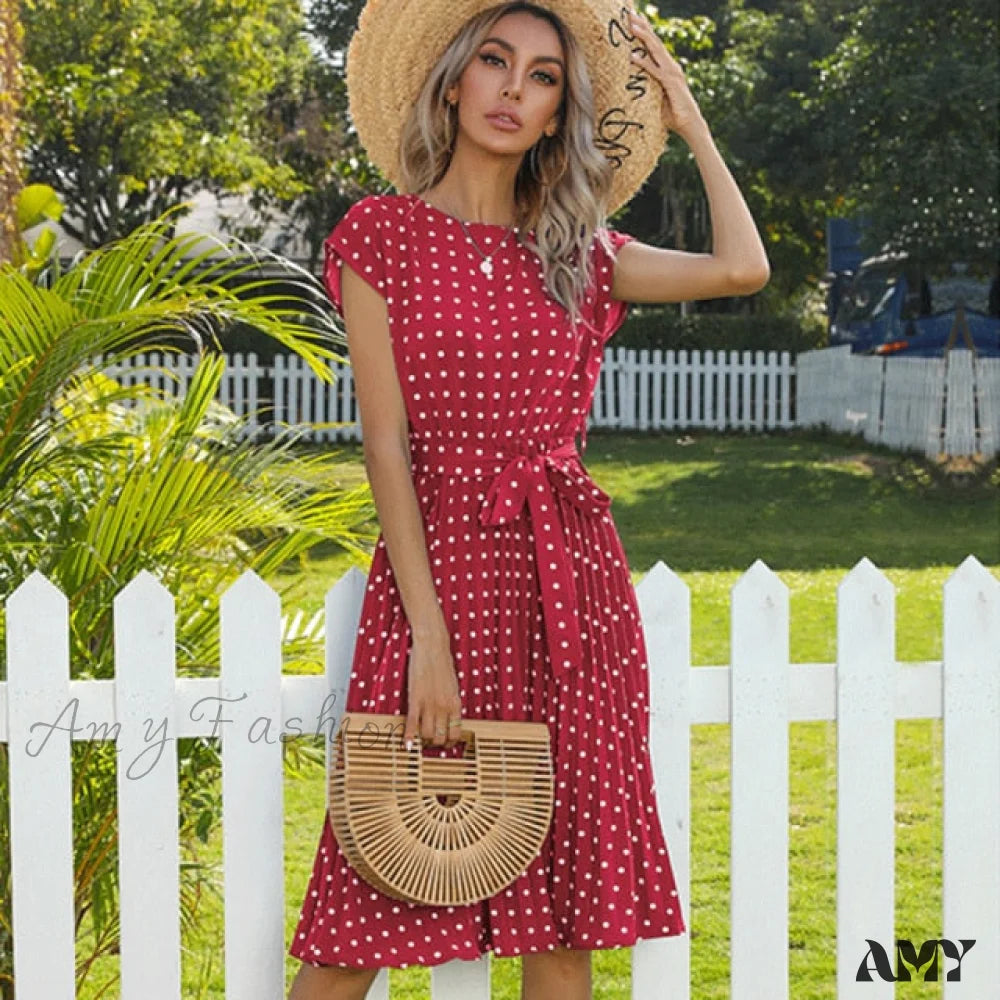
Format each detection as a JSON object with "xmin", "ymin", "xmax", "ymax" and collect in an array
[{"xmin": 448, "ymin": 717, "xmax": 462, "ymax": 726}]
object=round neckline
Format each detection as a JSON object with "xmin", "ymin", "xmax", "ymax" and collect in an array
[{"xmin": 408, "ymin": 193, "xmax": 518, "ymax": 230}]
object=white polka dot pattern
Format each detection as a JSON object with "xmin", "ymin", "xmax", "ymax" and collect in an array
[{"xmin": 289, "ymin": 193, "xmax": 686, "ymax": 970}]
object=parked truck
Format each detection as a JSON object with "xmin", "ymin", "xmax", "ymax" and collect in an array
[{"xmin": 823, "ymin": 217, "xmax": 1000, "ymax": 357}]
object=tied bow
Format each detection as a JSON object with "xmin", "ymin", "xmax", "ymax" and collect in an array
[{"xmin": 478, "ymin": 440, "xmax": 611, "ymax": 678}]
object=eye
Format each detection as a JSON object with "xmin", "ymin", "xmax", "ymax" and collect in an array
[{"xmin": 479, "ymin": 51, "xmax": 559, "ymax": 86}]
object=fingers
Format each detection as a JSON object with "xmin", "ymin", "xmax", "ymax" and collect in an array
[
  {"xmin": 401, "ymin": 707, "xmax": 442, "ymax": 748},
  {"xmin": 431, "ymin": 696, "xmax": 464, "ymax": 749},
  {"xmin": 421, "ymin": 710, "xmax": 443, "ymax": 747},
  {"xmin": 447, "ymin": 694, "xmax": 464, "ymax": 749},
  {"xmin": 628, "ymin": 9, "xmax": 661, "ymax": 68},
  {"xmin": 402, "ymin": 709, "xmax": 420, "ymax": 750},
  {"xmin": 629, "ymin": 8, "xmax": 689, "ymax": 78},
  {"xmin": 403, "ymin": 700, "xmax": 464, "ymax": 750}
]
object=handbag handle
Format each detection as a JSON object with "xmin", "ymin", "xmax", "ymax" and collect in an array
[
  {"xmin": 415, "ymin": 729, "xmax": 479, "ymax": 799},
  {"xmin": 337, "ymin": 712, "xmax": 549, "ymax": 801}
]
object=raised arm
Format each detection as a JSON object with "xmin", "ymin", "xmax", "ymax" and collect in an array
[{"xmin": 610, "ymin": 8, "xmax": 771, "ymax": 304}]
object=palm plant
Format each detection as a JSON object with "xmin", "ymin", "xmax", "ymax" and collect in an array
[{"xmin": 0, "ymin": 205, "xmax": 379, "ymax": 997}]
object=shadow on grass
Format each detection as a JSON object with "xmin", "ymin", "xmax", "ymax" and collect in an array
[{"xmin": 583, "ymin": 429, "xmax": 999, "ymax": 574}]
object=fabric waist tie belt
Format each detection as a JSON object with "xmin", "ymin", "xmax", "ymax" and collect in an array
[{"xmin": 411, "ymin": 436, "xmax": 612, "ymax": 679}]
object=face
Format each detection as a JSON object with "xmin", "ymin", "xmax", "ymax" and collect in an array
[{"xmin": 446, "ymin": 10, "xmax": 566, "ymax": 153}]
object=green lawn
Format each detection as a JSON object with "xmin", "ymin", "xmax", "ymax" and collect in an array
[{"xmin": 76, "ymin": 429, "xmax": 998, "ymax": 999}]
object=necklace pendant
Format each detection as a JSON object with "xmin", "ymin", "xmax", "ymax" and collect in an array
[{"xmin": 480, "ymin": 258, "xmax": 494, "ymax": 277}]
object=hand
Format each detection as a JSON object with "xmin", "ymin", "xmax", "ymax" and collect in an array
[
  {"xmin": 402, "ymin": 628, "xmax": 464, "ymax": 750},
  {"xmin": 627, "ymin": 7, "xmax": 707, "ymax": 140}
]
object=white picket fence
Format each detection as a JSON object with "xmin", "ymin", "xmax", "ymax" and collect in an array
[
  {"xmin": 797, "ymin": 344, "xmax": 1000, "ymax": 458},
  {"xmin": 96, "ymin": 348, "xmax": 796, "ymax": 441},
  {"xmin": 2, "ymin": 558, "xmax": 998, "ymax": 999},
  {"xmin": 590, "ymin": 347, "xmax": 794, "ymax": 431},
  {"xmin": 98, "ymin": 346, "xmax": 1000, "ymax": 458}
]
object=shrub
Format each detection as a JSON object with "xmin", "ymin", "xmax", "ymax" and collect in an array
[{"xmin": 614, "ymin": 307, "xmax": 827, "ymax": 355}]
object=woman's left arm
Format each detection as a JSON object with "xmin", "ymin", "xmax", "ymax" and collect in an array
[{"xmin": 611, "ymin": 8, "xmax": 771, "ymax": 304}]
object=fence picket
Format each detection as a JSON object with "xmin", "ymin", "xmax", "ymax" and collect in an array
[
  {"xmin": 219, "ymin": 571, "xmax": 287, "ymax": 1000},
  {"xmin": 712, "ymin": 350, "xmax": 726, "ymax": 430},
  {"xmin": 651, "ymin": 348, "xmax": 664, "ymax": 427},
  {"xmin": 730, "ymin": 561, "xmax": 790, "ymax": 1000},
  {"xmin": 620, "ymin": 346, "xmax": 635, "ymax": 428},
  {"xmin": 431, "ymin": 957, "xmax": 491, "ymax": 1000},
  {"xmin": 273, "ymin": 353, "xmax": 287, "ymax": 435},
  {"xmin": 834, "ymin": 559, "xmax": 895, "ymax": 999},
  {"xmin": 676, "ymin": 349, "xmax": 690, "ymax": 428},
  {"xmin": 637, "ymin": 348, "xmax": 650, "ymax": 432},
  {"xmin": 976, "ymin": 357, "xmax": 1000, "ymax": 457},
  {"xmin": 740, "ymin": 349, "xmax": 755, "ymax": 429},
  {"xmin": 246, "ymin": 352, "xmax": 263, "ymax": 439},
  {"xmin": 664, "ymin": 349, "xmax": 677, "ymax": 427},
  {"xmin": 942, "ymin": 352, "xmax": 977, "ymax": 457},
  {"xmin": 942, "ymin": 557, "xmax": 1000, "ymax": 997},
  {"xmin": 6, "ymin": 572, "xmax": 77, "ymax": 999},
  {"xmin": 634, "ymin": 563, "xmax": 691, "ymax": 999},
  {"xmin": 778, "ymin": 350, "xmax": 792, "ymax": 427},
  {"xmin": 114, "ymin": 571, "xmax": 183, "ymax": 998},
  {"xmin": 287, "ymin": 354, "xmax": 302, "ymax": 430}
]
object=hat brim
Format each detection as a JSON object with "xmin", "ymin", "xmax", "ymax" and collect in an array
[{"xmin": 346, "ymin": 0, "xmax": 669, "ymax": 216}]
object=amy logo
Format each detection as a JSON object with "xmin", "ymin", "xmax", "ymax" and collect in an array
[{"xmin": 856, "ymin": 939, "xmax": 976, "ymax": 982}]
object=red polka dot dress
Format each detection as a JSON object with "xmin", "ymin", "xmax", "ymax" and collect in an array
[{"xmin": 289, "ymin": 192, "xmax": 686, "ymax": 969}]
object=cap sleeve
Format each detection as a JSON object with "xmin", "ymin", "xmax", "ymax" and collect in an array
[
  {"xmin": 589, "ymin": 227, "xmax": 635, "ymax": 344},
  {"xmin": 322, "ymin": 195, "xmax": 388, "ymax": 321}
]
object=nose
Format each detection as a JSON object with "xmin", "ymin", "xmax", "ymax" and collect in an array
[{"xmin": 501, "ymin": 78, "xmax": 522, "ymax": 101}]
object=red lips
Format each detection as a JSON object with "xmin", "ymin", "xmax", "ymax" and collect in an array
[{"xmin": 486, "ymin": 108, "xmax": 523, "ymax": 126}]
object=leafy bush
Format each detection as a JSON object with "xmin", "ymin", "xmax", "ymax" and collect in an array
[{"xmin": 614, "ymin": 307, "xmax": 827, "ymax": 355}]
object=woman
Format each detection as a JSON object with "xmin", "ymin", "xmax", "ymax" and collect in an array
[{"xmin": 289, "ymin": 2, "xmax": 769, "ymax": 998}]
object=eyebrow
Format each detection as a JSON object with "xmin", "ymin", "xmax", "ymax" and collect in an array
[{"xmin": 480, "ymin": 36, "xmax": 565, "ymax": 70}]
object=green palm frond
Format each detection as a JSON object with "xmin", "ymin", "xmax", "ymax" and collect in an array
[
  {"xmin": 0, "ymin": 209, "xmax": 347, "ymax": 498},
  {"xmin": 50, "ymin": 213, "xmax": 342, "ymax": 370}
]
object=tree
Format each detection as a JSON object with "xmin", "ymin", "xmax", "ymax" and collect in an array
[
  {"xmin": 685, "ymin": 0, "xmax": 862, "ymax": 310},
  {"xmin": 20, "ymin": 0, "xmax": 314, "ymax": 247},
  {"xmin": 0, "ymin": 0, "xmax": 24, "ymax": 264},
  {"xmin": 265, "ymin": 0, "xmax": 381, "ymax": 270},
  {"xmin": 811, "ymin": 0, "xmax": 999, "ymax": 265}
]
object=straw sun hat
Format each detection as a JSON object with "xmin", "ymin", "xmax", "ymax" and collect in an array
[{"xmin": 345, "ymin": 0, "xmax": 670, "ymax": 216}]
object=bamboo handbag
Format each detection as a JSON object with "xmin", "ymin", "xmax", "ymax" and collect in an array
[{"xmin": 328, "ymin": 712, "xmax": 555, "ymax": 906}]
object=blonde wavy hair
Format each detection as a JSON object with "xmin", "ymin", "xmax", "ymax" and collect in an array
[{"xmin": 397, "ymin": 1, "xmax": 619, "ymax": 327}]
